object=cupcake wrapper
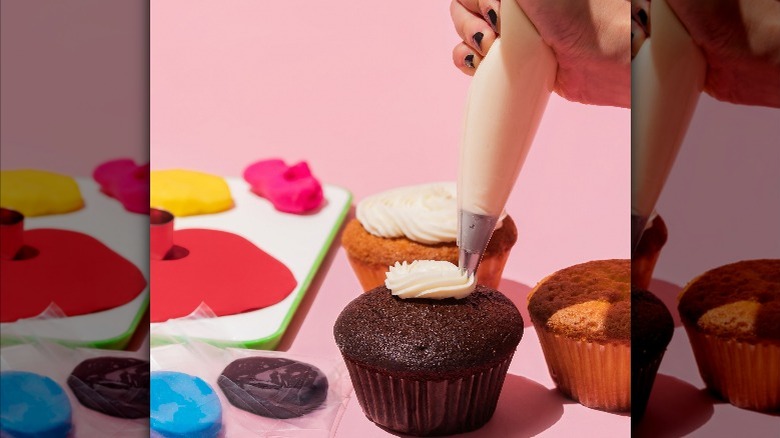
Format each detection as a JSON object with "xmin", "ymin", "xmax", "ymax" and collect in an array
[
  {"xmin": 535, "ymin": 329, "xmax": 631, "ymax": 411},
  {"xmin": 631, "ymin": 249, "xmax": 661, "ymax": 290},
  {"xmin": 471, "ymin": 250, "xmax": 511, "ymax": 290},
  {"xmin": 683, "ymin": 324, "xmax": 780, "ymax": 412},
  {"xmin": 631, "ymin": 354, "xmax": 665, "ymax": 422},
  {"xmin": 345, "ymin": 251, "xmax": 510, "ymax": 292},
  {"xmin": 342, "ymin": 355, "xmax": 514, "ymax": 436},
  {"xmin": 344, "ymin": 253, "xmax": 389, "ymax": 292}
]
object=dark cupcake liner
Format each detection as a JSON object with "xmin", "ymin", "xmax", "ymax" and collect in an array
[
  {"xmin": 342, "ymin": 354, "xmax": 514, "ymax": 436},
  {"xmin": 631, "ymin": 354, "xmax": 665, "ymax": 423}
]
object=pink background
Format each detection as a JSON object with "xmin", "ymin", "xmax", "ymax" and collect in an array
[
  {"xmin": 151, "ymin": 2, "xmax": 630, "ymax": 436},
  {"xmin": 150, "ymin": 0, "xmax": 631, "ymax": 283},
  {"xmin": 0, "ymin": 0, "xmax": 148, "ymax": 172}
]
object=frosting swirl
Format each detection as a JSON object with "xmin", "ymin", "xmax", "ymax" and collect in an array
[
  {"xmin": 357, "ymin": 182, "xmax": 505, "ymax": 244},
  {"xmin": 385, "ymin": 260, "xmax": 476, "ymax": 299}
]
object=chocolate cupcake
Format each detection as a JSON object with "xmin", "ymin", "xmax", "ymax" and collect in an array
[
  {"xmin": 632, "ymin": 214, "xmax": 668, "ymax": 289},
  {"xmin": 631, "ymin": 288, "xmax": 674, "ymax": 422},
  {"xmin": 341, "ymin": 183, "xmax": 517, "ymax": 291},
  {"xmin": 678, "ymin": 259, "xmax": 780, "ymax": 412},
  {"xmin": 528, "ymin": 259, "xmax": 631, "ymax": 411},
  {"xmin": 334, "ymin": 260, "xmax": 523, "ymax": 436}
]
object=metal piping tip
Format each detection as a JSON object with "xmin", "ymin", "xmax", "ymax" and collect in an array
[
  {"xmin": 457, "ymin": 210, "xmax": 499, "ymax": 279},
  {"xmin": 458, "ymin": 249, "xmax": 482, "ymax": 278}
]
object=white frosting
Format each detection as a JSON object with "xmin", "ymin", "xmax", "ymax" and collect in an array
[
  {"xmin": 458, "ymin": 0, "xmax": 556, "ymax": 218},
  {"xmin": 385, "ymin": 260, "xmax": 476, "ymax": 299},
  {"xmin": 357, "ymin": 182, "xmax": 505, "ymax": 245},
  {"xmin": 631, "ymin": 0, "xmax": 704, "ymax": 217}
]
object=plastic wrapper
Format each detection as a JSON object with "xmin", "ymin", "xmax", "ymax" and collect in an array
[
  {"xmin": 150, "ymin": 304, "xmax": 351, "ymax": 437},
  {"xmin": 1, "ymin": 306, "xmax": 149, "ymax": 437}
]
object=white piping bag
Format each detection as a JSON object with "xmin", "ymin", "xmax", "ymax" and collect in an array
[
  {"xmin": 457, "ymin": 0, "xmax": 556, "ymax": 277},
  {"xmin": 631, "ymin": 0, "xmax": 706, "ymax": 252}
]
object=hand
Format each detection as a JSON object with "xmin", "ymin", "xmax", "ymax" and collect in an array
[
  {"xmin": 631, "ymin": 0, "xmax": 650, "ymax": 59},
  {"xmin": 664, "ymin": 0, "xmax": 780, "ymax": 108},
  {"xmin": 450, "ymin": 0, "xmax": 631, "ymax": 108}
]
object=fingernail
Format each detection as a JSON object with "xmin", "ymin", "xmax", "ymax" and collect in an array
[
  {"xmin": 465, "ymin": 54, "xmax": 475, "ymax": 69},
  {"xmin": 472, "ymin": 32, "xmax": 484, "ymax": 51},
  {"xmin": 638, "ymin": 9, "xmax": 648, "ymax": 27},
  {"xmin": 487, "ymin": 9, "xmax": 498, "ymax": 31}
]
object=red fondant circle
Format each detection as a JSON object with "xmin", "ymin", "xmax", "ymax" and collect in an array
[
  {"xmin": 150, "ymin": 229, "xmax": 297, "ymax": 323},
  {"xmin": 0, "ymin": 230, "xmax": 148, "ymax": 322}
]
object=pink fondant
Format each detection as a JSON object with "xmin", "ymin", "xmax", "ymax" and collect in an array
[
  {"xmin": 0, "ymin": 229, "xmax": 148, "ymax": 322},
  {"xmin": 150, "ymin": 229, "xmax": 297, "ymax": 323},
  {"xmin": 243, "ymin": 159, "xmax": 324, "ymax": 214},
  {"xmin": 93, "ymin": 159, "xmax": 150, "ymax": 214}
]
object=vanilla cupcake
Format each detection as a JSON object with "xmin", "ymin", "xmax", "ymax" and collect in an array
[
  {"xmin": 528, "ymin": 259, "xmax": 632, "ymax": 411},
  {"xmin": 678, "ymin": 259, "xmax": 780, "ymax": 412},
  {"xmin": 341, "ymin": 183, "xmax": 517, "ymax": 291}
]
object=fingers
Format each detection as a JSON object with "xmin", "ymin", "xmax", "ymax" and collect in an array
[
  {"xmin": 631, "ymin": 0, "xmax": 651, "ymax": 59},
  {"xmin": 631, "ymin": 16, "xmax": 648, "ymax": 59},
  {"xmin": 450, "ymin": 0, "xmax": 498, "ymax": 57},
  {"xmin": 453, "ymin": 42, "xmax": 483, "ymax": 75},
  {"xmin": 457, "ymin": 0, "xmax": 502, "ymax": 32},
  {"xmin": 480, "ymin": 0, "xmax": 502, "ymax": 33},
  {"xmin": 632, "ymin": 0, "xmax": 651, "ymax": 35}
]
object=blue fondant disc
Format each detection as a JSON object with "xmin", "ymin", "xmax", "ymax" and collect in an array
[
  {"xmin": 150, "ymin": 371, "xmax": 222, "ymax": 438},
  {"xmin": 0, "ymin": 371, "xmax": 73, "ymax": 438}
]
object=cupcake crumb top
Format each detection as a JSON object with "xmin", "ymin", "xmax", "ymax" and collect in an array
[
  {"xmin": 528, "ymin": 260, "xmax": 631, "ymax": 343},
  {"xmin": 679, "ymin": 259, "xmax": 780, "ymax": 341}
]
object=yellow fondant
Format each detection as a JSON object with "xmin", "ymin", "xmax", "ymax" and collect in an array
[
  {"xmin": 150, "ymin": 169, "xmax": 233, "ymax": 217},
  {"xmin": 0, "ymin": 169, "xmax": 84, "ymax": 217}
]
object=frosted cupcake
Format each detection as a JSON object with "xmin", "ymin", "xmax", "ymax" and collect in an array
[
  {"xmin": 341, "ymin": 183, "xmax": 517, "ymax": 291},
  {"xmin": 334, "ymin": 260, "xmax": 523, "ymax": 436},
  {"xmin": 678, "ymin": 259, "xmax": 780, "ymax": 412}
]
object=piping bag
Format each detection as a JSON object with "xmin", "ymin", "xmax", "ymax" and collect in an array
[
  {"xmin": 631, "ymin": 0, "xmax": 705, "ymax": 253},
  {"xmin": 457, "ymin": 0, "xmax": 556, "ymax": 277}
]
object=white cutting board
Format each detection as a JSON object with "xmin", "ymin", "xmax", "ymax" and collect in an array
[
  {"xmin": 150, "ymin": 178, "xmax": 352, "ymax": 349},
  {"xmin": 0, "ymin": 178, "xmax": 149, "ymax": 349}
]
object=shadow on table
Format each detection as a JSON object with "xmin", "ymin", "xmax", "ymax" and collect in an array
[
  {"xmin": 275, "ymin": 206, "xmax": 352, "ymax": 351},
  {"xmin": 647, "ymin": 278, "xmax": 683, "ymax": 327},
  {"xmin": 498, "ymin": 279, "xmax": 534, "ymax": 328},
  {"xmin": 633, "ymin": 373, "xmax": 715, "ymax": 437},
  {"xmin": 473, "ymin": 374, "xmax": 566, "ymax": 437}
]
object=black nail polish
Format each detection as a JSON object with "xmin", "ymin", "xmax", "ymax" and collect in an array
[
  {"xmin": 638, "ymin": 9, "xmax": 648, "ymax": 27},
  {"xmin": 473, "ymin": 32, "xmax": 484, "ymax": 51},
  {"xmin": 465, "ymin": 54, "xmax": 475, "ymax": 69},
  {"xmin": 487, "ymin": 9, "xmax": 498, "ymax": 30}
]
